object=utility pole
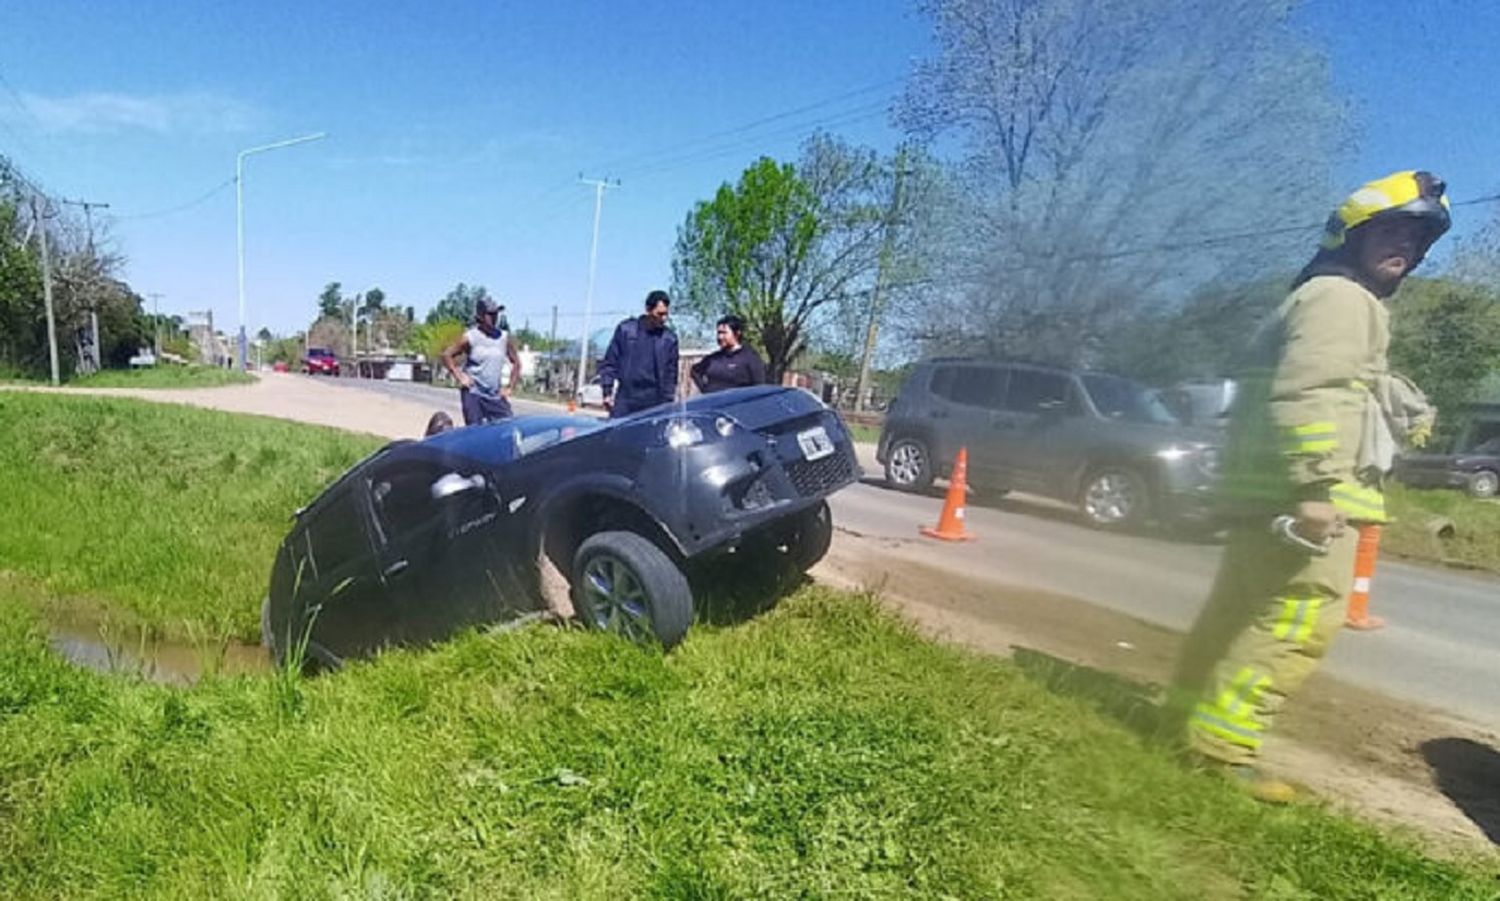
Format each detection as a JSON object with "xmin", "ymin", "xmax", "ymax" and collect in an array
[
  {"xmin": 854, "ymin": 154, "xmax": 911, "ymax": 413},
  {"xmin": 61, "ymin": 198, "xmax": 110, "ymax": 373},
  {"xmin": 148, "ymin": 293, "xmax": 164, "ymax": 359},
  {"xmin": 30, "ymin": 195, "xmax": 60, "ymax": 385},
  {"xmin": 576, "ymin": 176, "xmax": 619, "ymax": 394},
  {"xmin": 550, "ymin": 303, "xmax": 558, "ymax": 345}
]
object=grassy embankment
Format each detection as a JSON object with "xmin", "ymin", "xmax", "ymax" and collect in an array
[
  {"xmin": 0, "ymin": 393, "xmax": 1495, "ymax": 897},
  {"xmin": 1385, "ymin": 482, "xmax": 1500, "ymax": 573},
  {"xmin": 0, "ymin": 365, "xmax": 256, "ymax": 389},
  {"xmin": 71, "ymin": 365, "xmax": 257, "ymax": 389}
]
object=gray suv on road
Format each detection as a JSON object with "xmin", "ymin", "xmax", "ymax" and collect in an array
[{"xmin": 877, "ymin": 358, "xmax": 1221, "ymax": 529}]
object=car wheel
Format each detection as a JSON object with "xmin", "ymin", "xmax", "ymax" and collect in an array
[
  {"xmin": 572, "ymin": 531, "xmax": 693, "ymax": 650},
  {"xmin": 788, "ymin": 500, "xmax": 834, "ymax": 571},
  {"xmin": 1467, "ymin": 469, "xmax": 1499, "ymax": 499},
  {"xmin": 885, "ymin": 438, "xmax": 934, "ymax": 492},
  {"xmin": 1080, "ymin": 468, "xmax": 1150, "ymax": 529}
]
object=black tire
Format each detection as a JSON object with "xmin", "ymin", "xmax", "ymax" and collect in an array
[
  {"xmin": 884, "ymin": 437, "xmax": 934, "ymax": 492},
  {"xmin": 1467, "ymin": 469, "xmax": 1499, "ymax": 499},
  {"xmin": 572, "ymin": 531, "xmax": 693, "ymax": 650},
  {"xmin": 788, "ymin": 500, "xmax": 834, "ymax": 571},
  {"xmin": 1079, "ymin": 467, "xmax": 1150, "ymax": 529}
]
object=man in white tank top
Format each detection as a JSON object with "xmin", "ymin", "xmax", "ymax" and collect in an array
[{"xmin": 442, "ymin": 295, "xmax": 521, "ymax": 425}]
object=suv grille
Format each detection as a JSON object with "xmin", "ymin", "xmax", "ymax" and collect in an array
[{"xmin": 785, "ymin": 450, "xmax": 855, "ymax": 498}]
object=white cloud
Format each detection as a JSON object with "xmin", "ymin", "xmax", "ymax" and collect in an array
[{"xmin": 18, "ymin": 90, "xmax": 261, "ymax": 135}]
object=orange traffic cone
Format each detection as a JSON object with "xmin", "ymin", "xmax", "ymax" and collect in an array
[
  {"xmin": 1345, "ymin": 523, "xmax": 1385, "ymax": 630},
  {"xmin": 921, "ymin": 447, "xmax": 976, "ymax": 542},
  {"xmin": 566, "ymin": 396, "xmax": 577, "ymax": 414}
]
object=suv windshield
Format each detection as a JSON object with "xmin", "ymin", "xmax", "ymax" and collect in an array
[{"xmin": 1081, "ymin": 374, "xmax": 1178, "ymax": 425}]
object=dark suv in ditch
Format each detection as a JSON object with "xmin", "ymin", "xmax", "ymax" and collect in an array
[{"xmin": 877, "ymin": 358, "xmax": 1221, "ymax": 529}]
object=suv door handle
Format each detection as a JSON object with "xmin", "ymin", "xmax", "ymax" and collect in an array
[{"xmin": 383, "ymin": 559, "xmax": 410, "ymax": 579}]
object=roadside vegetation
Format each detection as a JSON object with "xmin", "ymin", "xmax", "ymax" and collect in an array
[
  {"xmin": 2, "ymin": 576, "xmax": 1494, "ymax": 898},
  {"xmin": 0, "ymin": 392, "xmax": 380, "ymax": 640},
  {"xmin": 71, "ymin": 365, "xmax": 256, "ymax": 389},
  {"xmin": 1385, "ymin": 483, "xmax": 1500, "ymax": 573},
  {"xmin": 1, "ymin": 393, "xmax": 1496, "ymax": 896}
]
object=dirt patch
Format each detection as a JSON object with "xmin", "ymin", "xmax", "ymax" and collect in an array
[{"xmin": 815, "ymin": 541, "xmax": 1500, "ymax": 855}]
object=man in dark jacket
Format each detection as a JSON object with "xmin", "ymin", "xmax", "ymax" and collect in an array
[
  {"xmin": 598, "ymin": 290, "xmax": 680, "ymax": 417},
  {"xmin": 691, "ymin": 314, "xmax": 767, "ymax": 393}
]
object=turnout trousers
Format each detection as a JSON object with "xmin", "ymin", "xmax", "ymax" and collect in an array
[{"xmin": 1171, "ymin": 523, "xmax": 1358, "ymax": 765}]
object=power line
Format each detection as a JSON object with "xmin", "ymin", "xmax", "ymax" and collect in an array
[
  {"xmin": 585, "ymin": 77, "xmax": 902, "ymax": 175},
  {"xmin": 111, "ymin": 177, "xmax": 237, "ymax": 221},
  {"xmin": 615, "ymin": 101, "xmax": 891, "ymax": 180}
]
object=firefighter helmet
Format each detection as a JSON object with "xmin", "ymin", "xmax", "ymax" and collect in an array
[{"xmin": 1320, "ymin": 170, "xmax": 1450, "ymax": 251}]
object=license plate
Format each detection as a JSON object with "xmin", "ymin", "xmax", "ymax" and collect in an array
[{"xmin": 797, "ymin": 425, "xmax": 834, "ymax": 461}]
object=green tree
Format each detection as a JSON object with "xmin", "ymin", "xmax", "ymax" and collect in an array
[
  {"xmin": 672, "ymin": 135, "xmax": 894, "ymax": 381},
  {"xmin": 0, "ymin": 193, "xmax": 43, "ymax": 375},
  {"xmin": 255, "ymin": 327, "xmax": 274, "ymax": 343},
  {"xmin": 1389, "ymin": 277, "xmax": 1500, "ymax": 448},
  {"xmin": 413, "ymin": 318, "xmax": 466, "ymax": 363},
  {"xmin": 317, "ymin": 282, "xmax": 344, "ymax": 320},
  {"xmin": 426, "ymin": 283, "xmax": 488, "ymax": 325},
  {"xmin": 1100, "ymin": 277, "xmax": 1289, "ymax": 385},
  {"xmin": 359, "ymin": 287, "xmax": 386, "ymax": 317},
  {"xmin": 510, "ymin": 326, "xmax": 564, "ymax": 352}
]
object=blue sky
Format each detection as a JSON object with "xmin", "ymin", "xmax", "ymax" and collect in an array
[{"xmin": 0, "ymin": 1, "xmax": 1495, "ymax": 339}]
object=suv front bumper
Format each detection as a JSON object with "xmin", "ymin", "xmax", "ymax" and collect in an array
[{"xmin": 634, "ymin": 409, "xmax": 859, "ymax": 557}]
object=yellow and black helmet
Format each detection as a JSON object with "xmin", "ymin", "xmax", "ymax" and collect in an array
[{"xmin": 1320, "ymin": 170, "xmax": 1451, "ymax": 251}]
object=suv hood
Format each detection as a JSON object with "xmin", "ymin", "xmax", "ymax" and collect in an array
[{"xmin": 621, "ymin": 386, "xmax": 825, "ymax": 432}]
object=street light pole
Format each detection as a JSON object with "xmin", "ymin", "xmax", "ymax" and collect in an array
[
  {"xmin": 576, "ymin": 176, "xmax": 618, "ymax": 395},
  {"xmin": 148, "ymin": 292, "xmax": 164, "ymax": 360},
  {"xmin": 236, "ymin": 132, "xmax": 326, "ymax": 371}
]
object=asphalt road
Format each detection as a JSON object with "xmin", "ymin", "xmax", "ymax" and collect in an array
[
  {"xmin": 828, "ymin": 458, "xmax": 1500, "ymax": 732},
  {"xmin": 322, "ymin": 376, "xmax": 1500, "ymax": 730}
]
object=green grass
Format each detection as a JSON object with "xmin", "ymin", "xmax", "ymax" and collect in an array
[
  {"xmin": 0, "ymin": 393, "xmax": 381, "ymax": 640},
  {"xmin": 1, "ymin": 394, "xmax": 1495, "ymax": 897},
  {"xmin": 1384, "ymin": 483, "xmax": 1500, "ymax": 572},
  {"xmin": 71, "ymin": 366, "xmax": 257, "ymax": 389},
  {"xmin": 1, "ymin": 581, "xmax": 1493, "ymax": 899}
]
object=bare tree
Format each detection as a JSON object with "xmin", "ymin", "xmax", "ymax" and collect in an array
[{"xmin": 896, "ymin": 0, "xmax": 1349, "ymax": 365}]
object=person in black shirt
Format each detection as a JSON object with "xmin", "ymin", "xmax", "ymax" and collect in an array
[{"xmin": 691, "ymin": 314, "xmax": 767, "ymax": 394}]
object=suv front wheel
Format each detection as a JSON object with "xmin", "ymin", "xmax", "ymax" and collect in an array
[
  {"xmin": 884, "ymin": 437, "xmax": 934, "ymax": 492},
  {"xmin": 1080, "ymin": 468, "xmax": 1149, "ymax": 529}
]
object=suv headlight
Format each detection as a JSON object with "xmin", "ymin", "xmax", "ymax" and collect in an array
[
  {"xmin": 1156, "ymin": 444, "xmax": 1221, "ymax": 477},
  {"xmin": 664, "ymin": 419, "xmax": 705, "ymax": 449}
]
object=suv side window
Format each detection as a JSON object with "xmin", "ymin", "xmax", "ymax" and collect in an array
[
  {"xmin": 369, "ymin": 462, "xmax": 451, "ymax": 545},
  {"xmin": 306, "ymin": 489, "xmax": 369, "ymax": 574},
  {"xmin": 1005, "ymin": 369, "xmax": 1074, "ymax": 414},
  {"xmin": 930, "ymin": 365, "xmax": 1006, "ymax": 410}
]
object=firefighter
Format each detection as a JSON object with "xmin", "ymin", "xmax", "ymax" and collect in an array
[{"xmin": 1169, "ymin": 171, "xmax": 1451, "ymax": 802}]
